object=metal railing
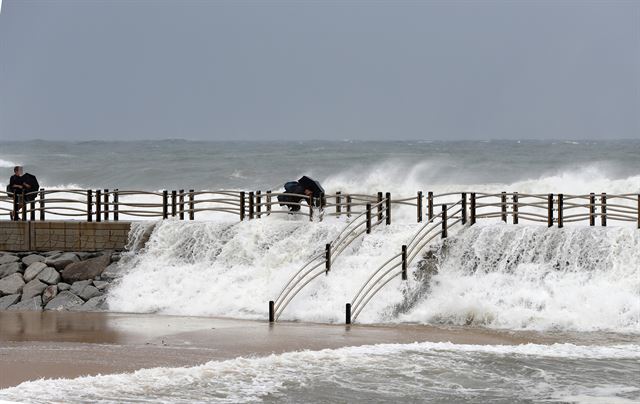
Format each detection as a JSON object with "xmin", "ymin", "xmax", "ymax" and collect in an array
[{"xmin": 269, "ymin": 194, "xmax": 392, "ymax": 322}]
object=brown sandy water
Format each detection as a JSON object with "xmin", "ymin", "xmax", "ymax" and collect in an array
[{"xmin": 1, "ymin": 311, "xmax": 636, "ymax": 389}]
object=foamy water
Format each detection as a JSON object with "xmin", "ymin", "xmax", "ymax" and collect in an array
[{"xmin": 1, "ymin": 342, "xmax": 639, "ymax": 403}]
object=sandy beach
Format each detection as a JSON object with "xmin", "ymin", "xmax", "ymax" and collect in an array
[{"xmin": 1, "ymin": 311, "xmax": 635, "ymax": 390}]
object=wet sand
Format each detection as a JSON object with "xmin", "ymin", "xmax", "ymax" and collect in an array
[{"xmin": 1, "ymin": 311, "xmax": 636, "ymax": 389}]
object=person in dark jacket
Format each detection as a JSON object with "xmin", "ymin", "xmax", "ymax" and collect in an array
[
  {"xmin": 7, "ymin": 166, "xmax": 39, "ymax": 220},
  {"xmin": 277, "ymin": 176, "xmax": 324, "ymax": 212}
]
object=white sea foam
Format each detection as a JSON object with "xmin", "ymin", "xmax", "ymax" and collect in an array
[
  {"xmin": 1, "ymin": 342, "xmax": 638, "ymax": 403},
  {"xmin": 0, "ymin": 158, "xmax": 18, "ymax": 168}
]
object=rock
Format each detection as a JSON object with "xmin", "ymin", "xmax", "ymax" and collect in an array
[
  {"xmin": 45, "ymin": 252, "xmax": 79, "ymax": 271},
  {"xmin": 44, "ymin": 291, "xmax": 84, "ymax": 311},
  {"xmin": 8, "ymin": 296, "xmax": 43, "ymax": 311},
  {"xmin": 61, "ymin": 254, "xmax": 110, "ymax": 283},
  {"xmin": 21, "ymin": 254, "xmax": 45, "ymax": 266},
  {"xmin": 23, "ymin": 262, "xmax": 47, "ymax": 282},
  {"xmin": 101, "ymin": 262, "xmax": 123, "ymax": 280},
  {"xmin": 36, "ymin": 267, "xmax": 61, "ymax": 285},
  {"xmin": 42, "ymin": 251, "xmax": 62, "ymax": 257},
  {"xmin": 0, "ymin": 262, "xmax": 23, "ymax": 278},
  {"xmin": 42, "ymin": 285, "xmax": 58, "ymax": 304},
  {"xmin": 74, "ymin": 295, "xmax": 108, "ymax": 311},
  {"xmin": 0, "ymin": 273, "xmax": 25, "ymax": 295},
  {"xmin": 71, "ymin": 281, "xmax": 101, "ymax": 301},
  {"xmin": 0, "ymin": 294, "xmax": 20, "ymax": 310},
  {"xmin": 0, "ymin": 254, "xmax": 19, "ymax": 265},
  {"xmin": 57, "ymin": 282, "xmax": 71, "ymax": 291},
  {"xmin": 111, "ymin": 252, "xmax": 121, "ymax": 262},
  {"xmin": 93, "ymin": 280, "xmax": 109, "ymax": 291},
  {"xmin": 76, "ymin": 252, "xmax": 102, "ymax": 260},
  {"xmin": 22, "ymin": 279, "xmax": 48, "ymax": 300}
]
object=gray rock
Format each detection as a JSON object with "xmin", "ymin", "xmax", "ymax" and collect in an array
[
  {"xmin": 93, "ymin": 280, "xmax": 110, "ymax": 291},
  {"xmin": 0, "ymin": 262, "xmax": 23, "ymax": 278},
  {"xmin": 74, "ymin": 295, "xmax": 108, "ymax": 311},
  {"xmin": 23, "ymin": 262, "xmax": 47, "ymax": 282},
  {"xmin": 101, "ymin": 262, "xmax": 124, "ymax": 280},
  {"xmin": 0, "ymin": 254, "xmax": 19, "ymax": 265},
  {"xmin": 57, "ymin": 282, "xmax": 71, "ymax": 291},
  {"xmin": 8, "ymin": 296, "xmax": 43, "ymax": 311},
  {"xmin": 111, "ymin": 252, "xmax": 121, "ymax": 262},
  {"xmin": 21, "ymin": 254, "xmax": 45, "ymax": 266},
  {"xmin": 21, "ymin": 279, "xmax": 48, "ymax": 300},
  {"xmin": 44, "ymin": 291, "xmax": 84, "ymax": 311},
  {"xmin": 42, "ymin": 251, "xmax": 62, "ymax": 257},
  {"xmin": 61, "ymin": 254, "xmax": 110, "ymax": 283},
  {"xmin": 36, "ymin": 267, "xmax": 61, "ymax": 285},
  {"xmin": 45, "ymin": 252, "xmax": 80, "ymax": 271},
  {"xmin": 71, "ymin": 281, "xmax": 102, "ymax": 301},
  {"xmin": 76, "ymin": 252, "xmax": 102, "ymax": 260},
  {"xmin": 0, "ymin": 273, "xmax": 25, "ymax": 295},
  {"xmin": 42, "ymin": 285, "xmax": 58, "ymax": 304},
  {"xmin": 0, "ymin": 294, "xmax": 20, "ymax": 310}
]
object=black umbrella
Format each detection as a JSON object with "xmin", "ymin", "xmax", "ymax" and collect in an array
[{"xmin": 298, "ymin": 176, "xmax": 324, "ymax": 198}]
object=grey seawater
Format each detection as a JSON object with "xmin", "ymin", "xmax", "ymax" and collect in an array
[
  {"xmin": 1, "ymin": 139, "xmax": 639, "ymax": 190},
  {"xmin": 0, "ymin": 343, "xmax": 638, "ymax": 403}
]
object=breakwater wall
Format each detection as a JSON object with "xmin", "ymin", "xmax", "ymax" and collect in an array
[{"xmin": 0, "ymin": 221, "xmax": 131, "ymax": 252}]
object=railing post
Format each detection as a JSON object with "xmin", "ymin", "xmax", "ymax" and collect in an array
[
  {"xmin": 249, "ymin": 191, "xmax": 254, "ymax": 220},
  {"xmin": 377, "ymin": 192, "xmax": 383, "ymax": 222},
  {"xmin": 29, "ymin": 198, "xmax": 35, "ymax": 221},
  {"xmin": 385, "ymin": 192, "xmax": 391, "ymax": 225},
  {"xmin": 240, "ymin": 191, "xmax": 245, "ymax": 221},
  {"xmin": 417, "ymin": 191, "xmax": 423, "ymax": 223},
  {"xmin": 87, "ymin": 190, "xmax": 93, "ymax": 222},
  {"xmin": 321, "ymin": 193, "xmax": 326, "ymax": 210},
  {"xmin": 441, "ymin": 204, "xmax": 448, "ymax": 238},
  {"xmin": 171, "ymin": 190, "xmax": 177, "ymax": 217},
  {"xmin": 470, "ymin": 193, "xmax": 476, "ymax": 225},
  {"xmin": 547, "ymin": 194, "xmax": 553, "ymax": 227},
  {"xmin": 179, "ymin": 189, "xmax": 185, "ymax": 220},
  {"xmin": 269, "ymin": 301, "xmax": 275, "ymax": 323},
  {"xmin": 512, "ymin": 192, "xmax": 519, "ymax": 224},
  {"xmin": 12, "ymin": 192, "xmax": 18, "ymax": 221},
  {"xmin": 189, "ymin": 189, "xmax": 195, "ymax": 220},
  {"xmin": 401, "ymin": 244, "xmax": 407, "ymax": 280},
  {"xmin": 113, "ymin": 189, "xmax": 119, "ymax": 221},
  {"xmin": 39, "ymin": 188, "xmax": 45, "ymax": 221},
  {"xmin": 366, "ymin": 203, "xmax": 372, "ymax": 234},
  {"xmin": 461, "ymin": 192, "xmax": 467, "ymax": 225},
  {"xmin": 103, "ymin": 189, "xmax": 109, "ymax": 221},
  {"xmin": 162, "ymin": 190, "xmax": 168, "ymax": 219},
  {"xmin": 95, "ymin": 189, "xmax": 102, "ymax": 222},
  {"xmin": 589, "ymin": 193, "xmax": 595, "ymax": 226},
  {"xmin": 601, "ymin": 193, "xmax": 607, "ymax": 227},
  {"xmin": 266, "ymin": 190, "xmax": 272, "ymax": 215},
  {"xmin": 21, "ymin": 190, "xmax": 26, "ymax": 221},
  {"xmin": 557, "ymin": 194, "xmax": 564, "ymax": 228},
  {"xmin": 336, "ymin": 191, "xmax": 342, "ymax": 217},
  {"xmin": 345, "ymin": 303, "xmax": 351, "ymax": 325},
  {"xmin": 325, "ymin": 243, "xmax": 331, "ymax": 274},
  {"xmin": 309, "ymin": 195, "xmax": 314, "ymax": 222},
  {"xmin": 346, "ymin": 195, "xmax": 352, "ymax": 217},
  {"xmin": 427, "ymin": 191, "xmax": 434, "ymax": 221},
  {"xmin": 501, "ymin": 192, "xmax": 507, "ymax": 223},
  {"xmin": 256, "ymin": 190, "xmax": 262, "ymax": 218}
]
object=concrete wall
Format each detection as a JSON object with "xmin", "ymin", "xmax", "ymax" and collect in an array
[{"xmin": 0, "ymin": 221, "xmax": 131, "ymax": 252}]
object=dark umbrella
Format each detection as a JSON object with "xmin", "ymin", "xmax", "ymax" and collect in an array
[{"xmin": 298, "ymin": 176, "xmax": 324, "ymax": 198}]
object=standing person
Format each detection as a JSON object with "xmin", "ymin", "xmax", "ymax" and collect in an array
[{"xmin": 7, "ymin": 166, "xmax": 38, "ymax": 220}]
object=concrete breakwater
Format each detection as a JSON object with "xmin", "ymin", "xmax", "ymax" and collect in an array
[{"xmin": 0, "ymin": 250, "xmax": 123, "ymax": 312}]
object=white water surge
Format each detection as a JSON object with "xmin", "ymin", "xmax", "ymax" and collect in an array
[{"xmin": 109, "ymin": 216, "xmax": 640, "ymax": 333}]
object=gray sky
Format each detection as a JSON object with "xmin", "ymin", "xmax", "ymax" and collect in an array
[{"xmin": 0, "ymin": 0, "xmax": 638, "ymax": 141}]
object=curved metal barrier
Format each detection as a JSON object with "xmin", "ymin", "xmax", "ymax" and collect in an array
[
  {"xmin": 346, "ymin": 194, "xmax": 466, "ymax": 324},
  {"xmin": 269, "ymin": 195, "xmax": 392, "ymax": 322}
]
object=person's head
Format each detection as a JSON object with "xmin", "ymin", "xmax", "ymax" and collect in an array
[
  {"xmin": 13, "ymin": 166, "xmax": 23, "ymax": 176},
  {"xmin": 304, "ymin": 188, "xmax": 313, "ymax": 197}
]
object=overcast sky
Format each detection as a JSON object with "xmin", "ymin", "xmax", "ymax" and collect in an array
[{"xmin": 0, "ymin": 0, "xmax": 638, "ymax": 141}]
